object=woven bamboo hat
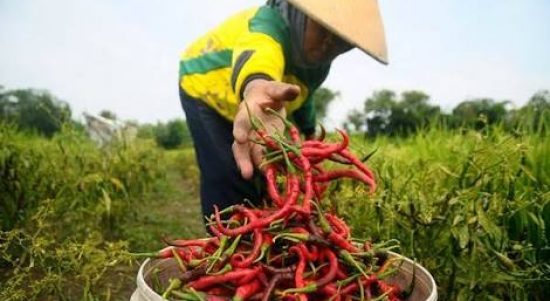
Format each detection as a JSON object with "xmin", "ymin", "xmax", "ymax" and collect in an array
[{"xmin": 287, "ymin": 0, "xmax": 388, "ymax": 64}]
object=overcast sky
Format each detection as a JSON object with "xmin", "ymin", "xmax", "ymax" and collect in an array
[{"xmin": 1, "ymin": 0, "xmax": 549, "ymax": 127}]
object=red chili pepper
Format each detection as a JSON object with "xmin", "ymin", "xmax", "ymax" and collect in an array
[
  {"xmin": 265, "ymin": 164, "xmax": 284, "ymax": 208},
  {"xmin": 314, "ymin": 203, "xmax": 358, "ymax": 253},
  {"xmin": 338, "ymin": 149, "xmax": 376, "ymax": 184},
  {"xmin": 154, "ymin": 246, "xmax": 177, "ymax": 258},
  {"xmin": 298, "ymin": 243, "xmax": 319, "ymax": 262},
  {"xmin": 321, "ymin": 275, "xmax": 377, "ymax": 297},
  {"xmin": 255, "ymin": 129, "xmax": 281, "ymax": 150},
  {"xmin": 236, "ymin": 267, "xmax": 263, "ymax": 286},
  {"xmin": 261, "ymin": 263, "xmax": 296, "ymax": 275},
  {"xmin": 252, "ymin": 233, "xmax": 273, "ymax": 264},
  {"xmin": 314, "ymin": 123, "xmax": 326, "ymax": 142},
  {"xmin": 215, "ymin": 174, "xmax": 300, "ymax": 236},
  {"xmin": 376, "ymin": 279, "xmax": 401, "ymax": 301},
  {"xmin": 260, "ymin": 273, "xmax": 294, "ymax": 301},
  {"xmin": 288, "ymin": 244, "xmax": 308, "ymax": 301},
  {"xmin": 314, "ymin": 248, "xmax": 338, "ymax": 287},
  {"xmin": 281, "ymin": 248, "xmax": 338, "ymax": 295},
  {"xmin": 302, "ymin": 140, "xmax": 327, "ymax": 148},
  {"xmin": 328, "ymin": 234, "xmax": 358, "ymax": 254},
  {"xmin": 290, "ymin": 244, "xmax": 307, "ymax": 290},
  {"xmin": 207, "ymin": 286, "xmax": 233, "ymax": 296},
  {"xmin": 171, "ymin": 290, "xmax": 231, "ymax": 301},
  {"xmin": 336, "ymin": 264, "xmax": 349, "ymax": 280},
  {"xmin": 295, "ymin": 155, "xmax": 313, "ymax": 215},
  {"xmin": 325, "ymin": 213, "xmax": 351, "ymax": 239},
  {"xmin": 301, "ymin": 129, "xmax": 349, "ymax": 159},
  {"xmin": 189, "ymin": 267, "xmax": 261, "ymax": 290},
  {"xmin": 313, "ymin": 169, "xmax": 375, "ymax": 193},
  {"xmin": 230, "ymin": 207, "xmax": 263, "ymax": 268},
  {"xmin": 233, "ymin": 279, "xmax": 262, "ymax": 301}
]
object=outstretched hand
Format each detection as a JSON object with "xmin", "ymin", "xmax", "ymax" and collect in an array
[{"xmin": 232, "ymin": 79, "xmax": 300, "ymax": 179}]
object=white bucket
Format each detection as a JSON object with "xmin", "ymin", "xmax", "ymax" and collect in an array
[{"xmin": 130, "ymin": 252, "xmax": 437, "ymax": 301}]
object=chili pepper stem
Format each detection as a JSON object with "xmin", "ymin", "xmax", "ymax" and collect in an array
[
  {"xmin": 129, "ymin": 252, "xmax": 161, "ymax": 258},
  {"xmin": 264, "ymin": 107, "xmax": 292, "ymax": 127},
  {"xmin": 260, "ymin": 154, "xmax": 284, "ymax": 169},
  {"xmin": 171, "ymin": 248, "xmax": 187, "ymax": 272},
  {"xmin": 340, "ymin": 250, "xmax": 370, "ymax": 279},
  {"xmin": 206, "ymin": 235, "xmax": 228, "ymax": 273},
  {"xmin": 281, "ymin": 283, "xmax": 318, "ymax": 295},
  {"xmin": 273, "ymin": 232, "xmax": 308, "ymax": 243},
  {"xmin": 188, "ymin": 287, "xmax": 206, "ymax": 301},
  {"xmin": 210, "ymin": 263, "xmax": 232, "ymax": 275},
  {"xmin": 161, "ymin": 278, "xmax": 181, "ymax": 299},
  {"xmin": 271, "ymin": 132, "xmax": 301, "ymax": 156}
]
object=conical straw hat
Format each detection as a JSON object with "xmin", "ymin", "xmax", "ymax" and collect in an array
[{"xmin": 287, "ymin": 0, "xmax": 388, "ymax": 64}]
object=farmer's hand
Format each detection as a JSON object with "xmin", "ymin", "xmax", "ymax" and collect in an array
[{"xmin": 233, "ymin": 79, "xmax": 300, "ymax": 179}]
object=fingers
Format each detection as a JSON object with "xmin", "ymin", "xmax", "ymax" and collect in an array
[
  {"xmin": 251, "ymin": 143, "xmax": 264, "ymax": 170},
  {"xmin": 233, "ymin": 101, "xmax": 255, "ymax": 179},
  {"xmin": 232, "ymin": 80, "xmax": 299, "ymax": 179},
  {"xmin": 266, "ymin": 82, "xmax": 301, "ymax": 103},
  {"xmin": 233, "ymin": 103, "xmax": 252, "ymax": 144},
  {"xmin": 233, "ymin": 141, "xmax": 254, "ymax": 179}
]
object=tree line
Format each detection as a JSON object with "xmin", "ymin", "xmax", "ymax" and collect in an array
[
  {"xmin": 0, "ymin": 85, "xmax": 191, "ymax": 149},
  {"xmin": 1, "ymin": 85, "xmax": 548, "ymax": 149},
  {"xmin": 314, "ymin": 87, "xmax": 549, "ymax": 137}
]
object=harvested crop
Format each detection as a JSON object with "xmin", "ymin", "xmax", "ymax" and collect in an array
[{"xmin": 136, "ymin": 110, "xmax": 412, "ymax": 300}]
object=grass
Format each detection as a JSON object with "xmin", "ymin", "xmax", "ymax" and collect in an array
[
  {"xmin": 125, "ymin": 163, "xmax": 205, "ymax": 252},
  {"xmin": 107, "ymin": 161, "xmax": 206, "ymax": 300}
]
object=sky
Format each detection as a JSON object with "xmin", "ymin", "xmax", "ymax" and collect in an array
[{"xmin": 1, "ymin": 0, "xmax": 549, "ymax": 128}]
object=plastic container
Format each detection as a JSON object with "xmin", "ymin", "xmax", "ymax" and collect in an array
[{"xmin": 130, "ymin": 252, "xmax": 437, "ymax": 301}]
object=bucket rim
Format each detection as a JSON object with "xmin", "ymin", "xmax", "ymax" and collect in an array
[
  {"xmin": 135, "ymin": 251, "xmax": 437, "ymax": 300},
  {"xmin": 387, "ymin": 251, "xmax": 437, "ymax": 301}
]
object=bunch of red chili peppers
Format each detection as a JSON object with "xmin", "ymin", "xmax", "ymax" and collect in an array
[{"xmin": 139, "ymin": 110, "xmax": 413, "ymax": 301}]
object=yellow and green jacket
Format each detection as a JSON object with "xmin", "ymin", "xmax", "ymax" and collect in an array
[{"xmin": 179, "ymin": 5, "xmax": 330, "ymax": 135}]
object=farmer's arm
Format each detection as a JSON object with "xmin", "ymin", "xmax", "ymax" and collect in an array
[{"xmin": 230, "ymin": 31, "xmax": 300, "ymax": 179}]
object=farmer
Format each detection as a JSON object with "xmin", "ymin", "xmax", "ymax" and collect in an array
[{"xmin": 178, "ymin": 0, "xmax": 388, "ymax": 223}]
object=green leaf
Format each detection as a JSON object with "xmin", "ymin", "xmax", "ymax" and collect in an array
[
  {"xmin": 452, "ymin": 225, "xmax": 470, "ymax": 249},
  {"xmin": 101, "ymin": 188, "xmax": 111, "ymax": 218},
  {"xmin": 109, "ymin": 177, "xmax": 126, "ymax": 192},
  {"xmin": 453, "ymin": 215, "xmax": 464, "ymax": 227},
  {"xmin": 476, "ymin": 201, "xmax": 501, "ymax": 242}
]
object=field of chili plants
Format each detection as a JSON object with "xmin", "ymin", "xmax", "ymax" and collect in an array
[
  {"xmin": 334, "ymin": 125, "xmax": 549, "ymax": 300},
  {"xmin": 0, "ymin": 123, "xmax": 175, "ymax": 300},
  {"xmin": 1, "ymin": 120, "xmax": 548, "ymax": 301}
]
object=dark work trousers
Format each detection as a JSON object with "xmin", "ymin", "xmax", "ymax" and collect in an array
[{"xmin": 179, "ymin": 87, "xmax": 263, "ymax": 228}]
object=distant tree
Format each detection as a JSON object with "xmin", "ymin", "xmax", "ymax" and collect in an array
[
  {"xmin": 363, "ymin": 89, "xmax": 440, "ymax": 137},
  {"xmin": 345, "ymin": 109, "xmax": 365, "ymax": 132},
  {"xmin": 526, "ymin": 90, "xmax": 550, "ymax": 132},
  {"xmin": 508, "ymin": 90, "xmax": 550, "ymax": 133},
  {"xmin": 313, "ymin": 87, "xmax": 340, "ymax": 122},
  {"xmin": 395, "ymin": 91, "xmax": 441, "ymax": 135},
  {"xmin": 0, "ymin": 88, "xmax": 72, "ymax": 137},
  {"xmin": 363, "ymin": 89, "xmax": 396, "ymax": 136},
  {"xmin": 452, "ymin": 98, "xmax": 508, "ymax": 129},
  {"xmin": 99, "ymin": 110, "xmax": 117, "ymax": 120},
  {"xmin": 137, "ymin": 123, "xmax": 156, "ymax": 139},
  {"xmin": 526, "ymin": 90, "xmax": 550, "ymax": 111},
  {"xmin": 155, "ymin": 119, "xmax": 191, "ymax": 149}
]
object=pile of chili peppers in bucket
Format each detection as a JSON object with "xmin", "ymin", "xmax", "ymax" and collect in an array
[{"xmin": 136, "ymin": 110, "xmax": 414, "ymax": 301}]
